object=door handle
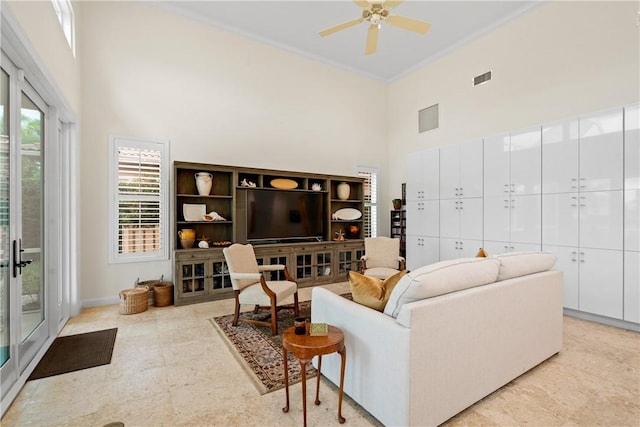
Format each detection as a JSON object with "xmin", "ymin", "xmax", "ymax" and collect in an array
[{"xmin": 13, "ymin": 239, "xmax": 33, "ymax": 278}]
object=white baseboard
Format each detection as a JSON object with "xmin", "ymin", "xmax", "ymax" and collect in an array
[{"xmin": 564, "ymin": 308, "xmax": 640, "ymax": 332}]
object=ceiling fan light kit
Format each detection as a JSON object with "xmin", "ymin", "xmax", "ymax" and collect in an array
[{"xmin": 319, "ymin": 0, "xmax": 431, "ymax": 56}]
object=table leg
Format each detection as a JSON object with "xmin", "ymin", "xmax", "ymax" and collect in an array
[
  {"xmin": 338, "ymin": 346, "xmax": 346, "ymax": 423},
  {"xmin": 315, "ymin": 355, "xmax": 322, "ymax": 405},
  {"xmin": 282, "ymin": 346, "xmax": 289, "ymax": 413},
  {"xmin": 299, "ymin": 358, "xmax": 311, "ymax": 427}
]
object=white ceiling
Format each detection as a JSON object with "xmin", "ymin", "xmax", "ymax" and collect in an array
[{"xmin": 154, "ymin": 1, "xmax": 539, "ymax": 82}]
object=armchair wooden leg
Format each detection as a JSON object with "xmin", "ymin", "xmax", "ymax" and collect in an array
[
  {"xmin": 270, "ymin": 300, "xmax": 278, "ymax": 335},
  {"xmin": 232, "ymin": 292, "xmax": 241, "ymax": 326}
]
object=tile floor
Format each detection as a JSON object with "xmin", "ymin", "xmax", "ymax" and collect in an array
[{"xmin": 2, "ymin": 282, "xmax": 639, "ymax": 427}]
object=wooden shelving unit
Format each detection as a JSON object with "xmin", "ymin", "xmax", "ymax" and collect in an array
[{"xmin": 173, "ymin": 161, "xmax": 365, "ymax": 305}]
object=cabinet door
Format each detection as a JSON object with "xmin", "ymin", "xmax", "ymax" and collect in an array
[
  {"xmin": 177, "ymin": 260, "xmax": 207, "ymax": 297},
  {"xmin": 439, "ymin": 144, "xmax": 460, "ymax": 200},
  {"xmin": 439, "ymin": 237, "xmax": 460, "ymax": 261},
  {"xmin": 624, "ymin": 251, "xmax": 640, "ymax": 323},
  {"xmin": 483, "ymin": 195, "xmax": 510, "ymax": 242},
  {"xmin": 510, "ymin": 126, "xmax": 542, "ymax": 195},
  {"xmin": 579, "ymin": 190, "xmax": 623, "ymax": 250},
  {"xmin": 406, "ymin": 154, "xmax": 422, "ymax": 201},
  {"xmin": 542, "ymin": 119, "xmax": 579, "ymax": 194},
  {"xmin": 422, "ymin": 237, "xmax": 440, "ymax": 265},
  {"xmin": 542, "ymin": 193, "xmax": 579, "ymax": 247},
  {"xmin": 459, "ymin": 139, "xmax": 484, "ymax": 198},
  {"xmin": 543, "ymin": 245, "xmax": 579, "ymax": 310},
  {"xmin": 406, "ymin": 235, "xmax": 422, "ymax": 271},
  {"xmin": 482, "ymin": 240, "xmax": 512, "ymax": 256},
  {"xmin": 625, "ymin": 103, "xmax": 640, "ymax": 190},
  {"xmin": 405, "ymin": 200, "xmax": 424, "ymax": 237},
  {"xmin": 439, "ymin": 199, "xmax": 459, "ymax": 239},
  {"xmin": 459, "ymin": 197, "xmax": 483, "ymax": 241},
  {"xmin": 483, "ymin": 133, "xmax": 511, "ymax": 197},
  {"xmin": 509, "ymin": 195, "xmax": 541, "ymax": 245},
  {"xmin": 579, "ymin": 108, "xmax": 624, "ymax": 191},
  {"xmin": 459, "ymin": 239, "xmax": 483, "ymax": 258},
  {"xmin": 579, "ymin": 248, "xmax": 623, "ymax": 319},
  {"xmin": 423, "ymin": 200, "xmax": 440, "ymax": 237},
  {"xmin": 625, "ymin": 189, "xmax": 640, "ymax": 252},
  {"xmin": 422, "ymin": 148, "xmax": 440, "ymax": 200}
]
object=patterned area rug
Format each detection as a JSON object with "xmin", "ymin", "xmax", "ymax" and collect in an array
[{"xmin": 210, "ymin": 294, "xmax": 350, "ymax": 395}]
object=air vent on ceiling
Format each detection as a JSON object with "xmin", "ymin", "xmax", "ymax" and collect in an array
[
  {"xmin": 419, "ymin": 104, "xmax": 439, "ymax": 133},
  {"xmin": 473, "ymin": 71, "xmax": 492, "ymax": 86}
]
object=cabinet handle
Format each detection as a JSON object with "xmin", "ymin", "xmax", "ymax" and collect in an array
[
  {"xmin": 579, "ymin": 177, "xmax": 586, "ymax": 188},
  {"xmin": 510, "ymin": 183, "xmax": 516, "ymax": 193},
  {"xmin": 570, "ymin": 250, "xmax": 577, "ymax": 262},
  {"xmin": 504, "ymin": 184, "xmax": 509, "ymax": 193},
  {"xmin": 571, "ymin": 178, "xmax": 578, "ymax": 189},
  {"xmin": 504, "ymin": 199, "xmax": 509, "ymax": 208}
]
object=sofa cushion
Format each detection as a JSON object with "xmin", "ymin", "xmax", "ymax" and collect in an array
[
  {"xmin": 496, "ymin": 251, "xmax": 557, "ymax": 281},
  {"xmin": 383, "ymin": 257, "xmax": 501, "ymax": 318},
  {"xmin": 349, "ymin": 270, "xmax": 407, "ymax": 312}
]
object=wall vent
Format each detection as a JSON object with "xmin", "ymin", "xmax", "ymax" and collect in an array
[
  {"xmin": 473, "ymin": 70, "xmax": 492, "ymax": 86},
  {"xmin": 418, "ymin": 104, "xmax": 439, "ymax": 133}
]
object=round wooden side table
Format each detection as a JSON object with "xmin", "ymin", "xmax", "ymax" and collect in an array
[{"xmin": 282, "ymin": 324, "xmax": 346, "ymax": 427}]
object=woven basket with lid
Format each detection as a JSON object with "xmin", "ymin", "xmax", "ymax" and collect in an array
[{"xmin": 119, "ymin": 287, "xmax": 149, "ymax": 315}]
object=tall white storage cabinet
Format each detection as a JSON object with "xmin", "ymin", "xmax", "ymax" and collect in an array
[
  {"xmin": 406, "ymin": 148, "xmax": 440, "ymax": 270},
  {"xmin": 542, "ymin": 107, "xmax": 626, "ymax": 320},
  {"xmin": 624, "ymin": 104, "xmax": 640, "ymax": 323},
  {"xmin": 484, "ymin": 127, "xmax": 542, "ymax": 254},
  {"xmin": 439, "ymin": 140, "xmax": 483, "ymax": 260}
]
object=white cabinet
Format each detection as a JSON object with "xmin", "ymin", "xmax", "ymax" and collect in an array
[
  {"xmin": 406, "ymin": 148, "xmax": 439, "ymax": 201},
  {"xmin": 543, "ymin": 245, "xmax": 579, "ymax": 310},
  {"xmin": 624, "ymin": 251, "xmax": 640, "ymax": 323},
  {"xmin": 625, "ymin": 189, "xmax": 639, "ymax": 252},
  {"xmin": 484, "ymin": 127, "xmax": 541, "ymax": 197},
  {"xmin": 406, "ymin": 199, "xmax": 439, "ymax": 238},
  {"xmin": 578, "ymin": 108, "xmax": 624, "ymax": 192},
  {"xmin": 484, "ymin": 195, "xmax": 541, "ymax": 245},
  {"xmin": 625, "ymin": 103, "xmax": 640, "ymax": 190},
  {"xmin": 440, "ymin": 198, "xmax": 483, "ymax": 240},
  {"xmin": 578, "ymin": 249, "xmax": 623, "ymax": 319},
  {"xmin": 483, "ymin": 241, "xmax": 541, "ymax": 257},
  {"xmin": 440, "ymin": 238, "xmax": 483, "ymax": 261},
  {"xmin": 439, "ymin": 139, "xmax": 483, "ymax": 199},
  {"xmin": 542, "ymin": 193, "xmax": 579, "ymax": 247},
  {"xmin": 407, "ymin": 235, "xmax": 439, "ymax": 271},
  {"xmin": 542, "ymin": 118, "xmax": 580, "ymax": 194},
  {"xmin": 579, "ymin": 191, "xmax": 624, "ymax": 250}
]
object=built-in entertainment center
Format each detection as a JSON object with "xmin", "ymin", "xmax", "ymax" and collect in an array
[{"xmin": 174, "ymin": 161, "xmax": 365, "ymax": 305}]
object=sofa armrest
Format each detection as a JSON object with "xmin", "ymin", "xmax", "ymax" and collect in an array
[{"xmin": 310, "ymin": 287, "xmax": 412, "ymax": 427}]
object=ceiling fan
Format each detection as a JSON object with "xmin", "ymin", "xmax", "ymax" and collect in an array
[{"xmin": 319, "ymin": 0, "xmax": 431, "ymax": 56}]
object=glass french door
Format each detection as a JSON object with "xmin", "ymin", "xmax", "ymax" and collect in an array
[{"xmin": 0, "ymin": 56, "xmax": 48, "ymax": 400}]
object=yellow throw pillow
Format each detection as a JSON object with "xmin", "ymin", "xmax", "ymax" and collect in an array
[{"xmin": 349, "ymin": 270, "xmax": 408, "ymax": 312}]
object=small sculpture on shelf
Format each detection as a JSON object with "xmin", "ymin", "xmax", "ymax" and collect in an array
[
  {"xmin": 240, "ymin": 178, "xmax": 256, "ymax": 187},
  {"xmin": 197, "ymin": 234, "xmax": 211, "ymax": 249},
  {"xmin": 334, "ymin": 229, "xmax": 345, "ymax": 241}
]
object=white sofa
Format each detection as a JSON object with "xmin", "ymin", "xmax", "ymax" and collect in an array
[{"xmin": 311, "ymin": 253, "xmax": 563, "ymax": 427}]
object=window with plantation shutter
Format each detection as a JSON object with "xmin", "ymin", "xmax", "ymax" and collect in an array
[
  {"xmin": 109, "ymin": 136, "xmax": 169, "ymax": 262},
  {"xmin": 358, "ymin": 167, "xmax": 378, "ymax": 238}
]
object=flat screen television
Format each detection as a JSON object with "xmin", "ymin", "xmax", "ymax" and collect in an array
[{"xmin": 245, "ymin": 189, "xmax": 324, "ymax": 242}]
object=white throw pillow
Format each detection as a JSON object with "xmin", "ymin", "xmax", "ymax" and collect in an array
[
  {"xmin": 383, "ymin": 257, "xmax": 501, "ymax": 318},
  {"xmin": 495, "ymin": 251, "xmax": 557, "ymax": 281}
]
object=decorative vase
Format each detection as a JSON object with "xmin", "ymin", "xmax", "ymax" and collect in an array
[
  {"xmin": 348, "ymin": 225, "xmax": 359, "ymax": 238},
  {"xmin": 178, "ymin": 229, "xmax": 196, "ymax": 249},
  {"xmin": 392, "ymin": 199, "xmax": 402, "ymax": 210},
  {"xmin": 194, "ymin": 172, "xmax": 213, "ymax": 196},
  {"xmin": 337, "ymin": 182, "xmax": 350, "ymax": 200}
]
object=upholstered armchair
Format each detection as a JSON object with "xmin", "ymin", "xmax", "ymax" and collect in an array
[
  {"xmin": 359, "ymin": 237, "xmax": 406, "ymax": 279},
  {"xmin": 223, "ymin": 243, "xmax": 299, "ymax": 335}
]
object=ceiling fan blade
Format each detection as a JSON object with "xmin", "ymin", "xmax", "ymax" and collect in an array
[
  {"xmin": 365, "ymin": 24, "xmax": 379, "ymax": 55},
  {"xmin": 353, "ymin": 0, "xmax": 371, "ymax": 9},
  {"xmin": 383, "ymin": 0, "xmax": 404, "ymax": 10},
  {"xmin": 319, "ymin": 18, "xmax": 363, "ymax": 37},
  {"xmin": 385, "ymin": 15, "xmax": 431, "ymax": 34}
]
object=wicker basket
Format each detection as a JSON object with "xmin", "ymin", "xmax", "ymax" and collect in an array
[
  {"xmin": 136, "ymin": 275, "xmax": 164, "ymax": 307},
  {"xmin": 154, "ymin": 283, "xmax": 174, "ymax": 307},
  {"xmin": 119, "ymin": 287, "xmax": 149, "ymax": 314}
]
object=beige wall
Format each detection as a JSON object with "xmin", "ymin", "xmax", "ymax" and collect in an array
[
  {"xmin": 387, "ymin": 1, "xmax": 640, "ymax": 196},
  {"xmin": 5, "ymin": 0, "xmax": 80, "ymax": 114},
  {"xmin": 78, "ymin": 1, "xmax": 388, "ymax": 303}
]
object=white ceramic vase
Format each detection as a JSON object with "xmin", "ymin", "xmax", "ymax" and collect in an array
[
  {"xmin": 195, "ymin": 172, "xmax": 213, "ymax": 196},
  {"xmin": 337, "ymin": 182, "xmax": 350, "ymax": 200}
]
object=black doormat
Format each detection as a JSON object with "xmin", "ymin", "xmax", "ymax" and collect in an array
[{"xmin": 28, "ymin": 328, "xmax": 118, "ymax": 381}]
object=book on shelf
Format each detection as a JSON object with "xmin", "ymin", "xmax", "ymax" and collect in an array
[{"xmin": 309, "ymin": 322, "xmax": 329, "ymax": 336}]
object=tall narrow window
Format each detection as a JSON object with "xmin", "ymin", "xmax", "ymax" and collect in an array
[
  {"xmin": 109, "ymin": 136, "xmax": 169, "ymax": 262},
  {"xmin": 51, "ymin": 0, "xmax": 75, "ymax": 55},
  {"xmin": 357, "ymin": 167, "xmax": 378, "ymax": 238}
]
